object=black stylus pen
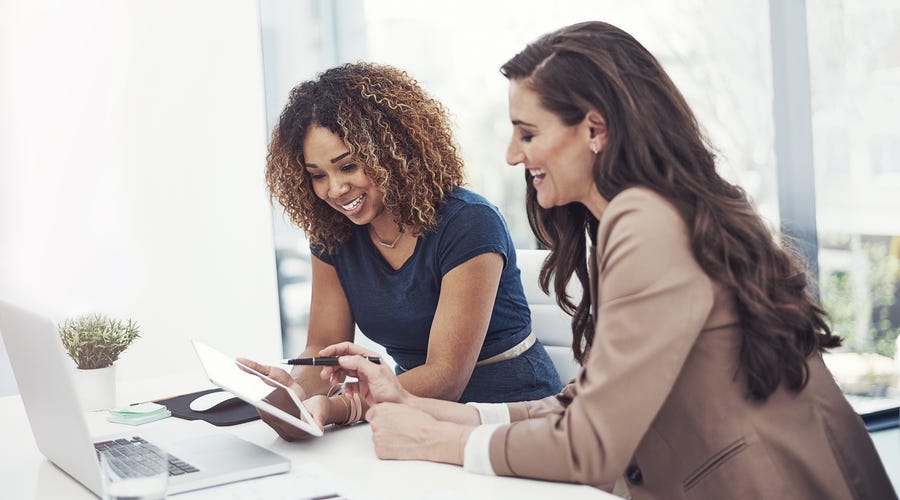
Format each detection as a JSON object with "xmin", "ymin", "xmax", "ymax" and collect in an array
[{"xmin": 283, "ymin": 356, "xmax": 381, "ymax": 366}]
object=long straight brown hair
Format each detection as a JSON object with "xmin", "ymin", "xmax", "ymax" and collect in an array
[{"xmin": 501, "ymin": 21, "xmax": 840, "ymax": 401}]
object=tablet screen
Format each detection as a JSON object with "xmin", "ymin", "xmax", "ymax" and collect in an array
[{"xmin": 191, "ymin": 340, "xmax": 323, "ymax": 437}]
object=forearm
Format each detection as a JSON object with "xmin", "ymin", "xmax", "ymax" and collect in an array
[
  {"xmin": 367, "ymin": 402, "xmax": 477, "ymax": 467},
  {"xmin": 396, "ymin": 362, "xmax": 471, "ymax": 401},
  {"xmin": 427, "ymin": 422, "xmax": 474, "ymax": 466},
  {"xmin": 405, "ymin": 394, "xmax": 482, "ymax": 425},
  {"xmin": 391, "ymin": 362, "xmax": 504, "ymax": 426}
]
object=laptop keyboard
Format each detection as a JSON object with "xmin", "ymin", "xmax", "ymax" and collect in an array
[{"xmin": 94, "ymin": 436, "xmax": 200, "ymax": 477}]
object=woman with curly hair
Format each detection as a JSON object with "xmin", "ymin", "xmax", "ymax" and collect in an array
[
  {"xmin": 286, "ymin": 23, "xmax": 893, "ymax": 498},
  {"xmin": 246, "ymin": 63, "xmax": 563, "ymax": 440}
]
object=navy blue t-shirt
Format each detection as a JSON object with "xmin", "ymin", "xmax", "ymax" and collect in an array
[{"xmin": 314, "ymin": 188, "xmax": 562, "ymax": 402}]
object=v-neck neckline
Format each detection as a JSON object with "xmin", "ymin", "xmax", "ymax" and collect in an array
[{"xmin": 363, "ymin": 227, "xmax": 420, "ymax": 272}]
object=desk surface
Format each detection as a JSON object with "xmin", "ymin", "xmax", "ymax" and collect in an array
[{"xmin": 0, "ymin": 373, "xmax": 617, "ymax": 500}]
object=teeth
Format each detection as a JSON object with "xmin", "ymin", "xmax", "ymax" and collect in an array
[
  {"xmin": 340, "ymin": 194, "xmax": 365, "ymax": 211},
  {"xmin": 530, "ymin": 169, "xmax": 546, "ymax": 176}
]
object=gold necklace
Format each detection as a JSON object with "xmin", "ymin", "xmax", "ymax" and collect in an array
[{"xmin": 369, "ymin": 225, "xmax": 403, "ymax": 249}]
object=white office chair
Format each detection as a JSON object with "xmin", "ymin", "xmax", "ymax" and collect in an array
[
  {"xmin": 516, "ymin": 248, "xmax": 582, "ymax": 383},
  {"xmin": 0, "ymin": 336, "xmax": 19, "ymax": 396}
]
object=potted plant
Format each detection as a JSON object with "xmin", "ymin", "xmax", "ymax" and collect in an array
[{"xmin": 59, "ymin": 314, "xmax": 140, "ymax": 411}]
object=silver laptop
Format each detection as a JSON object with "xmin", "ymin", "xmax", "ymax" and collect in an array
[{"xmin": 0, "ymin": 300, "xmax": 291, "ymax": 497}]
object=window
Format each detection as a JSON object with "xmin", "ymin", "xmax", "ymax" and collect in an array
[
  {"xmin": 259, "ymin": 0, "xmax": 325, "ymax": 356},
  {"xmin": 261, "ymin": 0, "xmax": 775, "ymax": 354},
  {"xmin": 808, "ymin": 0, "xmax": 900, "ymax": 413},
  {"xmin": 356, "ymin": 0, "xmax": 778, "ymax": 243},
  {"xmin": 260, "ymin": 1, "xmax": 900, "ymax": 417}
]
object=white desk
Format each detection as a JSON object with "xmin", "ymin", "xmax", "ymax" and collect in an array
[{"xmin": 0, "ymin": 373, "xmax": 617, "ymax": 499}]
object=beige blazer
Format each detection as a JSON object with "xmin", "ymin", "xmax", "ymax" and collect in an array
[{"xmin": 487, "ymin": 188, "xmax": 894, "ymax": 499}]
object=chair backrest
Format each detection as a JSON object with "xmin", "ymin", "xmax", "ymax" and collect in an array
[
  {"xmin": 516, "ymin": 249, "xmax": 581, "ymax": 383},
  {"xmin": 0, "ymin": 337, "xmax": 18, "ymax": 396}
]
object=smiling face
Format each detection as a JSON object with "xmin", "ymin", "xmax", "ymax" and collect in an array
[
  {"xmin": 303, "ymin": 125, "xmax": 390, "ymax": 226},
  {"xmin": 505, "ymin": 80, "xmax": 608, "ymax": 216}
]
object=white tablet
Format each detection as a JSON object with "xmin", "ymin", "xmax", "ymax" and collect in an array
[{"xmin": 191, "ymin": 340, "xmax": 323, "ymax": 437}]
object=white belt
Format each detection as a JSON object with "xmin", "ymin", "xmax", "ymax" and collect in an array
[{"xmin": 475, "ymin": 331, "xmax": 536, "ymax": 367}]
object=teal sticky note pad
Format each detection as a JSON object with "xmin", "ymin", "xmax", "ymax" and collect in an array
[
  {"xmin": 107, "ymin": 409, "xmax": 171, "ymax": 426},
  {"xmin": 109, "ymin": 402, "xmax": 166, "ymax": 416}
]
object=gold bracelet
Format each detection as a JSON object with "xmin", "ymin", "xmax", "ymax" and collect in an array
[
  {"xmin": 349, "ymin": 392, "xmax": 362, "ymax": 424},
  {"xmin": 356, "ymin": 393, "xmax": 367, "ymax": 423},
  {"xmin": 344, "ymin": 394, "xmax": 356, "ymax": 425},
  {"xmin": 331, "ymin": 394, "xmax": 351, "ymax": 425}
]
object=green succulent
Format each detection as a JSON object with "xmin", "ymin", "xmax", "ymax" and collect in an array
[{"xmin": 59, "ymin": 314, "xmax": 140, "ymax": 369}]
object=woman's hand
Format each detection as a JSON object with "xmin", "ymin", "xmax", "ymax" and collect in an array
[
  {"xmin": 367, "ymin": 402, "xmax": 472, "ymax": 465},
  {"xmin": 318, "ymin": 342, "xmax": 411, "ymax": 407},
  {"xmin": 236, "ymin": 357, "xmax": 326, "ymax": 441}
]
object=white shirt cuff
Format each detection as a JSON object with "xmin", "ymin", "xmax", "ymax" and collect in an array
[
  {"xmin": 466, "ymin": 402, "xmax": 510, "ymax": 425},
  {"xmin": 463, "ymin": 424, "xmax": 501, "ymax": 476}
]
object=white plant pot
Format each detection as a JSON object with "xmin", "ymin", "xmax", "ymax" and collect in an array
[{"xmin": 73, "ymin": 365, "xmax": 117, "ymax": 411}]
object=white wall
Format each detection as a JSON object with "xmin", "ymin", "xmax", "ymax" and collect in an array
[{"xmin": 0, "ymin": 0, "xmax": 282, "ymax": 392}]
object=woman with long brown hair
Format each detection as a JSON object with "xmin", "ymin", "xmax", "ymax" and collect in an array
[{"xmin": 293, "ymin": 22, "xmax": 894, "ymax": 498}]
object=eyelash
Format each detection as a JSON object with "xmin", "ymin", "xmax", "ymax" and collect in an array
[{"xmin": 308, "ymin": 163, "xmax": 357, "ymax": 181}]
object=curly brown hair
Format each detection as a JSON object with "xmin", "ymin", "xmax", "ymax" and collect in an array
[
  {"xmin": 503, "ymin": 22, "xmax": 841, "ymax": 402},
  {"xmin": 265, "ymin": 63, "xmax": 464, "ymax": 253}
]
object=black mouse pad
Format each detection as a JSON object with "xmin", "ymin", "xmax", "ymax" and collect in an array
[{"xmin": 154, "ymin": 388, "xmax": 260, "ymax": 426}]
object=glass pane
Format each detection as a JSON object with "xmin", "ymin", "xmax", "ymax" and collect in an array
[
  {"xmin": 262, "ymin": 0, "xmax": 777, "ymax": 359},
  {"xmin": 808, "ymin": 0, "xmax": 900, "ymax": 413},
  {"xmin": 259, "ymin": 0, "xmax": 323, "ymax": 356},
  {"xmin": 357, "ymin": 0, "xmax": 777, "ymax": 245}
]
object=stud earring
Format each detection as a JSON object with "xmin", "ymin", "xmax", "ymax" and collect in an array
[{"xmin": 590, "ymin": 143, "xmax": 600, "ymax": 155}]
